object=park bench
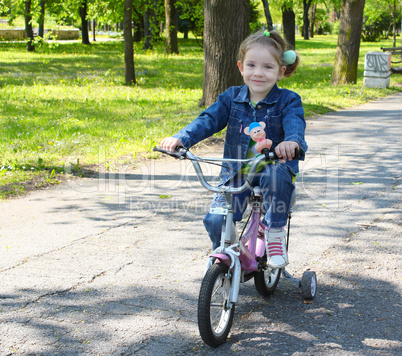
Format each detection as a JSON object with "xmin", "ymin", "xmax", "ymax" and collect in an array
[{"xmin": 380, "ymin": 46, "xmax": 402, "ymax": 74}]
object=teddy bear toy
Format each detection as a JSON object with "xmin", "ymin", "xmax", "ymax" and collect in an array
[{"xmin": 244, "ymin": 121, "xmax": 273, "ymax": 153}]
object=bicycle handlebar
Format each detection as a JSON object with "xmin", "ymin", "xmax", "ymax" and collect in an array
[{"xmin": 153, "ymin": 147, "xmax": 301, "ymax": 195}]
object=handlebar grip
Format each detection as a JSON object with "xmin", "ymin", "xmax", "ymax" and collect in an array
[
  {"xmin": 153, "ymin": 146, "xmax": 187, "ymax": 159},
  {"xmin": 293, "ymin": 148, "xmax": 302, "ymax": 160},
  {"xmin": 261, "ymin": 148, "xmax": 303, "ymax": 161}
]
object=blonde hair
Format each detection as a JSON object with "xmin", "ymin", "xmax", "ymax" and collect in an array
[{"xmin": 237, "ymin": 30, "xmax": 300, "ymax": 78}]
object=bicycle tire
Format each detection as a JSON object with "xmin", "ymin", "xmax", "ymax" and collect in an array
[
  {"xmin": 301, "ymin": 271, "xmax": 317, "ymax": 300},
  {"xmin": 197, "ymin": 263, "xmax": 235, "ymax": 347},
  {"xmin": 254, "ymin": 264, "xmax": 282, "ymax": 296}
]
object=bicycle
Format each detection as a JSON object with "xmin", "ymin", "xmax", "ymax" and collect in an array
[{"xmin": 153, "ymin": 146, "xmax": 317, "ymax": 347}]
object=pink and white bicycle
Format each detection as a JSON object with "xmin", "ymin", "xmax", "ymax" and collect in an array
[{"xmin": 154, "ymin": 147, "xmax": 317, "ymax": 347}]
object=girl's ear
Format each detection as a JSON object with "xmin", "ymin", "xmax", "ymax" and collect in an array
[
  {"xmin": 237, "ymin": 61, "xmax": 244, "ymax": 75},
  {"xmin": 277, "ymin": 65, "xmax": 286, "ymax": 81}
]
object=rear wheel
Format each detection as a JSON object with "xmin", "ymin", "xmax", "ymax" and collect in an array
[
  {"xmin": 301, "ymin": 271, "xmax": 317, "ymax": 300},
  {"xmin": 198, "ymin": 263, "xmax": 235, "ymax": 347},
  {"xmin": 254, "ymin": 266, "xmax": 282, "ymax": 296}
]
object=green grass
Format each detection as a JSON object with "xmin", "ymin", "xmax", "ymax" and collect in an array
[{"xmin": 0, "ymin": 34, "xmax": 401, "ymax": 199}]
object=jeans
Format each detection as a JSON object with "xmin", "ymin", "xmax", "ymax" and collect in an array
[{"xmin": 203, "ymin": 163, "xmax": 295, "ymax": 250}]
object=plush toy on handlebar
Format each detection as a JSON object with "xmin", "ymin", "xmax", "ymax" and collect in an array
[{"xmin": 244, "ymin": 122, "xmax": 273, "ymax": 154}]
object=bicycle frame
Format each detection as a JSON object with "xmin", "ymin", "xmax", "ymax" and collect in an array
[
  {"xmin": 181, "ymin": 149, "xmax": 276, "ymax": 305},
  {"xmin": 153, "ymin": 147, "xmax": 288, "ymax": 304},
  {"xmin": 206, "ymin": 189, "xmax": 269, "ymax": 304}
]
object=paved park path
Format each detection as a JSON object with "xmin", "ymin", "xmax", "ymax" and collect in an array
[{"xmin": 1, "ymin": 93, "xmax": 401, "ymax": 355}]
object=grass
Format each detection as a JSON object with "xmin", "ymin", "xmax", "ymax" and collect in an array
[{"xmin": 0, "ymin": 34, "xmax": 401, "ymax": 199}]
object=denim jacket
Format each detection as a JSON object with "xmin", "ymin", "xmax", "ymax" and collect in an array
[{"xmin": 174, "ymin": 84, "xmax": 307, "ymax": 185}]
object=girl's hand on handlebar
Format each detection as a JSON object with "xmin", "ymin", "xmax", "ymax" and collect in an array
[
  {"xmin": 275, "ymin": 141, "xmax": 300, "ymax": 162},
  {"xmin": 160, "ymin": 137, "xmax": 184, "ymax": 153}
]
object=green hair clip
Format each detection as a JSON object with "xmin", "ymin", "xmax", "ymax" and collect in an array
[{"xmin": 264, "ymin": 30, "xmax": 270, "ymax": 37}]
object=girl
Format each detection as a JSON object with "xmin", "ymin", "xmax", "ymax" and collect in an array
[{"xmin": 160, "ymin": 30, "xmax": 307, "ymax": 269}]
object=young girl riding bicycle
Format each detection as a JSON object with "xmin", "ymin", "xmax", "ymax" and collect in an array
[{"xmin": 160, "ymin": 30, "xmax": 307, "ymax": 269}]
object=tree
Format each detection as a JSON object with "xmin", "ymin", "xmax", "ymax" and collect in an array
[
  {"xmin": 199, "ymin": 0, "xmax": 249, "ymax": 107},
  {"xmin": 176, "ymin": 0, "xmax": 204, "ymax": 39},
  {"xmin": 364, "ymin": 0, "xmax": 402, "ymax": 46},
  {"xmin": 302, "ymin": 0, "xmax": 313, "ymax": 39},
  {"xmin": 79, "ymin": 0, "xmax": 90, "ymax": 44},
  {"xmin": 165, "ymin": 0, "xmax": 179, "ymax": 54},
  {"xmin": 143, "ymin": 0, "xmax": 161, "ymax": 50},
  {"xmin": 331, "ymin": 0, "xmax": 365, "ymax": 85},
  {"xmin": 144, "ymin": 0, "xmax": 153, "ymax": 49},
  {"xmin": 38, "ymin": 0, "xmax": 45, "ymax": 37},
  {"xmin": 24, "ymin": 0, "xmax": 35, "ymax": 51},
  {"xmin": 261, "ymin": 0, "xmax": 273, "ymax": 30},
  {"xmin": 123, "ymin": 0, "xmax": 136, "ymax": 85},
  {"xmin": 133, "ymin": 8, "xmax": 144, "ymax": 42},
  {"xmin": 282, "ymin": 3, "xmax": 296, "ymax": 49},
  {"xmin": 309, "ymin": 3, "xmax": 317, "ymax": 37}
]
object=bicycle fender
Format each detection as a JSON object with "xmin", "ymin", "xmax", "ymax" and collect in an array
[{"xmin": 210, "ymin": 253, "xmax": 232, "ymax": 267}]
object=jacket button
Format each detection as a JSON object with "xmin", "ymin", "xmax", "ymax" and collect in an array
[{"xmin": 257, "ymin": 105, "xmax": 262, "ymax": 110}]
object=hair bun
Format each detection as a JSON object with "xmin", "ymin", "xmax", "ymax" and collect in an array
[{"xmin": 283, "ymin": 50, "xmax": 296, "ymax": 65}]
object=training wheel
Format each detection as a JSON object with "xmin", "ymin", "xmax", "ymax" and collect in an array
[{"xmin": 301, "ymin": 271, "xmax": 317, "ymax": 300}]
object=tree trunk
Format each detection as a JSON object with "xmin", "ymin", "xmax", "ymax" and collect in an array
[
  {"xmin": 309, "ymin": 3, "xmax": 317, "ymax": 38},
  {"xmin": 79, "ymin": 0, "xmax": 90, "ymax": 45},
  {"xmin": 152, "ymin": 0, "xmax": 160, "ymax": 38},
  {"xmin": 331, "ymin": 0, "xmax": 365, "ymax": 85},
  {"xmin": 302, "ymin": 0, "xmax": 313, "ymax": 40},
  {"xmin": 133, "ymin": 9, "xmax": 144, "ymax": 42},
  {"xmin": 392, "ymin": 0, "xmax": 396, "ymax": 48},
  {"xmin": 24, "ymin": 1, "xmax": 35, "ymax": 52},
  {"xmin": 200, "ymin": 0, "xmax": 249, "ymax": 107},
  {"xmin": 282, "ymin": 5, "xmax": 296, "ymax": 49},
  {"xmin": 261, "ymin": 0, "xmax": 273, "ymax": 30},
  {"xmin": 165, "ymin": 0, "xmax": 179, "ymax": 54},
  {"xmin": 124, "ymin": 0, "xmax": 136, "ymax": 85},
  {"xmin": 38, "ymin": 0, "xmax": 45, "ymax": 38},
  {"xmin": 92, "ymin": 20, "xmax": 96, "ymax": 42},
  {"xmin": 143, "ymin": 0, "xmax": 153, "ymax": 50}
]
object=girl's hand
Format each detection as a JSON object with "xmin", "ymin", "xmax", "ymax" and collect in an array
[
  {"xmin": 275, "ymin": 141, "xmax": 300, "ymax": 162},
  {"xmin": 160, "ymin": 137, "xmax": 184, "ymax": 152}
]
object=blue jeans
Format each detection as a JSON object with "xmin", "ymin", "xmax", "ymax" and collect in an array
[{"xmin": 203, "ymin": 163, "xmax": 295, "ymax": 250}]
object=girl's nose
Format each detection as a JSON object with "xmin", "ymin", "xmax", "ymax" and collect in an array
[{"xmin": 254, "ymin": 66, "xmax": 263, "ymax": 76}]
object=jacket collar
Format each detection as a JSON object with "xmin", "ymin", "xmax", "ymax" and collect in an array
[{"xmin": 234, "ymin": 84, "xmax": 281, "ymax": 105}]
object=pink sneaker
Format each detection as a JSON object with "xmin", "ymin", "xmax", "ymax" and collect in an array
[{"xmin": 265, "ymin": 228, "xmax": 288, "ymax": 268}]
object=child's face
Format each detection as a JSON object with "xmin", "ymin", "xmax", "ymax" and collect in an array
[{"xmin": 237, "ymin": 44, "xmax": 286, "ymax": 102}]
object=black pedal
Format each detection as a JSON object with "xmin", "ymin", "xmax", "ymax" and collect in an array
[{"xmin": 256, "ymin": 255, "xmax": 268, "ymax": 271}]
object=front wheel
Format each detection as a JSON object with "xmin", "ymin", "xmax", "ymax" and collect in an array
[
  {"xmin": 198, "ymin": 263, "xmax": 235, "ymax": 347},
  {"xmin": 254, "ymin": 266, "xmax": 282, "ymax": 296}
]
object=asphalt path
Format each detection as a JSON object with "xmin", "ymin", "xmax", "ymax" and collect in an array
[{"xmin": 1, "ymin": 93, "xmax": 401, "ymax": 355}]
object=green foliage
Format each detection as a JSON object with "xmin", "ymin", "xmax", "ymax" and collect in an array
[
  {"xmin": 177, "ymin": 0, "xmax": 204, "ymax": 37},
  {"xmin": 363, "ymin": 0, "xmax": 402, "ymax": 41},
  {"xmin": 332, "ymin": 20, "xmax": 340, "ymax": 35},
  {"xmin": 361, "ymin": 13, "xmax": 393, "ymax": 42},
  {"xmin": 249, "ymin": 0, "xmax": 262, "ymax": 33},
  {"xmin": 314, "ymin": 8, "xmax": 332, "ymax": 35}
]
